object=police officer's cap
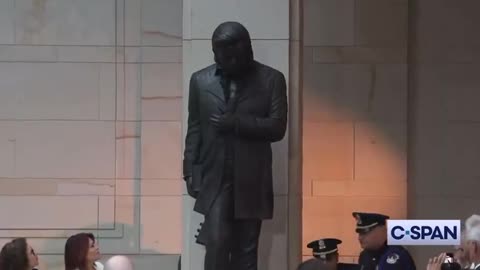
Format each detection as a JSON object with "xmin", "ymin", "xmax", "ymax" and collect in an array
[
  {"xmin": 306, "ymin": 238, "xmax": 342, "ymax": 259},
  {"xmin": 352, "ymin": 212, "xmax": 389, "ymax": 233}
]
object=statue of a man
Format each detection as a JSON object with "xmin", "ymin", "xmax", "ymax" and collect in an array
[{"xmin": 183, "ymin": 21, "xmax": 288, "ymax": 270}]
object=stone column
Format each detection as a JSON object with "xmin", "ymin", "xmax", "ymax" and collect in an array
[
  {"xmin": 408, "ymin": 0, "xmax": 480, "ymax": 267},
  {"xmin": 301, "ymin": 0, "xmax": 408, "ymax": 262},
  {"xmin": 181, "ymin": 1, "xmax": 301, "ymax": 270}
]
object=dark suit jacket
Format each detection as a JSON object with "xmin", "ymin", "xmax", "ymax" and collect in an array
[{"xmin": 183, "ymin": 61, "xmax": 288, "ymax": 219}]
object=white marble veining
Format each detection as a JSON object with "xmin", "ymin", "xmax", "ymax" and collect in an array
[
  {"xmin": 124, "ymin": 47, "xmax": 182, "ymax": 63},
  {"xmin": 140, "ymin": 196, "xmax": 182, "ymax": 254},
  {"xmin": 98, "ymin": 196, "xmax": 140, "ymax": 254},
  {"xmin": 0, "ymin": 122, "xmax": 16, "ymax": 177},
  {"xmin": 0, "ymin": 0, "xmax": 15, "ymax": 44},
  {"xmin": 0, "ymin": 63, "xmax": 115, "ymax": 120},
  {"xmin": 15, "ymin": 0, "xmax": 116, "ymax": 45},
  {"xmin": 0, "ymin": 196, "xmax": 98, "ymax": 229},
  {"xmin": 123, "ymin": 0, "xmax": 182, "ymax": 46},
  {"xmin": 14, "ymin": 121, "xmax": 116, "ymax": 178},
  {"xmin": 142, "ymin": 63, "xmax": 182, "ymax": 97},
  {"xmin": 187, "ymin": 0, "xmax": 289, "ymax": 39},
  {"xmin": 98, "ymin": 196, "xmax": 115, "ymax": 229},
  {"xmin": 141, "ymin": 121, "xmax": 182, "ymax": 179},
  {"xmin": 141, "ymin": 0, "xmax": 182, "ymax": 45},
  {"xmin": 116, "ymin": 64, "xmax": 182, "ymax": 121}
]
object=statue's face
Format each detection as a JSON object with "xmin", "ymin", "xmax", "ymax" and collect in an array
[{"xmin": 213, "ymin": 40, "xmax": 251, "ymax": 77}]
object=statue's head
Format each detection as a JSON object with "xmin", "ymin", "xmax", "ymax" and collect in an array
[{"xmin": 212, "ymin": 21, "xmax": 254, "ymax": 77}]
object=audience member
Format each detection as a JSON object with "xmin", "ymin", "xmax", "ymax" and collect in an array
[
  {"xmin": 465, "ymin": 215, "xmax": 480, "ymax": 269},
  {"xmin": 454, "ymin": 227, "xmax": 470, "ymax": 269},
  {"xmin": 0, "ymin": 238, "xmax": 39, "ymax": 270},
  {"xmin": 65, "ymin": 233, "xmax": 103, "ymax": 270}
]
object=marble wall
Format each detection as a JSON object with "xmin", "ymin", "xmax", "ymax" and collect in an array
[
  {"xmin": 409, "ymin": 0, "xmax": 480, "ymax": 268},
  {"xmin": 302, "ymin": 0, "xmax": 408, "ymax": 262},
  {"xmin": 0, "ymin": 0, "xmax": 183, "ymax": 269}
]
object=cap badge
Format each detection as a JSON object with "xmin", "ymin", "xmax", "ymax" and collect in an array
[
  {"xmin": 318, "ymin": 240, "xmax": 325, "ymax": 249},
  {"xmin": 355, "ymin": 213, "xmax": 362, "ymax": 225}
]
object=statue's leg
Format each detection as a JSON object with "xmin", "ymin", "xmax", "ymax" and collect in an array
[
  {"xmin": 230, "ymin": 219, "xmax": 262, "ymax": 270},
  {"xmin": 203, "ymin": 186, "xmax": 234, "ymax": 270}
]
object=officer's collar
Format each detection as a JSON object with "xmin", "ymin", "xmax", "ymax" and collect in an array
[{"xmin": 367, "ymin": 241, "xmax": 388, "ymax": 258}]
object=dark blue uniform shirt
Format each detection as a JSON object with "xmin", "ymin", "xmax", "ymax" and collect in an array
[{"xmin": 358, "ymin": 244, "xmax": 416, "ymax": 270}]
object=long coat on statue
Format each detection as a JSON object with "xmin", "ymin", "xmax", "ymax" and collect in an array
[{"xmin": 183, "ymin": 60, "xmax": 288, "ymax": 220}]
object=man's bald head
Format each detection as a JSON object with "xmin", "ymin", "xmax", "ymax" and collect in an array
[{"xmin": 104, "ymin": 256, "xmax": 133, "ymax": 270}]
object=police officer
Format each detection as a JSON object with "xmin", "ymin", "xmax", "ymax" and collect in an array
[
  {"xmin": 353, "ymin": 212, "xmax": 416, "ymax": 270},
  {"xmin": 297, "ymin": 238, "xmax": 360, "ymax": 270}
]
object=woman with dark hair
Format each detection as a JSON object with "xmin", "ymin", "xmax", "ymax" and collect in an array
[
  {"xmin": 0, "ymin": 237, "xmax": 39, "ymax": 270},
  {"xmin": 64, "ymin": 233, "xmax": 103, "ymax": 270}
]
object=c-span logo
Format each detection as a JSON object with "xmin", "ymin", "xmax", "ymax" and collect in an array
[{"xmin": 387, "ymin": 220, "xmax": 460, "ymax": 246}]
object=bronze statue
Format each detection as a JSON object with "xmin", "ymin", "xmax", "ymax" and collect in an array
[{"xmin": 183, "ymin": 21, "xmax": 288, "ymax": 270}]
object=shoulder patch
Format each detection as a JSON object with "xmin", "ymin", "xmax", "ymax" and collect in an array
[{"xmin": 386, "ymin": 253, "xmax": 400, "ymax": 264}]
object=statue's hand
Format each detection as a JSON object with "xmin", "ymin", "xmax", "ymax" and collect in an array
[
  {"xmin": 184, "ymin": 176, "xmax": 198, "ymax": 198},
  {"xmin": 210, "ymin": 113, "xmax": 235, "ymax": 132}
]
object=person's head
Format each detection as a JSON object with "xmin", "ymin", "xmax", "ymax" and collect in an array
[
  {"xmin": 453, "ymin": 227, "xmax": 470, "ymax": 267},
  {"xmin": 465, "ymin": 215, "xmax": 480, "ymax": 262},
  {"xmin": 353, "ymin": 212, "xmax": 389, "ymax": 250},
  {"xmin": 65, "ymin": 233, "xmax": 101, "ymax": 270},
  {"xmin": 211, "ymin": 21, "xmax": 254, "ymax": 78},
  {"xmin": 104, "ymin": 256, "xmax": 133, "ymax": 270},
  {"xmin": 307, "ymin": 238, "xmax": 341, "ymax": 270},
  {"xmin": 0, "ymin": 238, "xmax": 39, "ymax": 270},
  {"xmin": 454, "ymin": 246, "xmax": 468, "ymax": 267},
  {"xmin": 86, "ymin": 234, "xmax": 101, "ymax": 262}
]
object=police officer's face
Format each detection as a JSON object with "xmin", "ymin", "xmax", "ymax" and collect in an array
[
  {"xmin": 321, "ymin": 260, "xmax": 337, "ymax": 270},
  {"xmin": 358, "ymin": 226, "xmax": 387, "ymax": 250},
  {"xmin": 318, "ymin": 255, "xmax": 338, "ymax": 270}
]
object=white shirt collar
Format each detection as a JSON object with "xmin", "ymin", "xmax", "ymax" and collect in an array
[{"xmin": 94, "ymin": 261, "xmax": 104, "ymax": 270}]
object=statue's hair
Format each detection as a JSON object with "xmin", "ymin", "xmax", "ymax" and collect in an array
[{"xmin": 211, "ymin": 21, "xmax": 253, "ymax": 62}]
